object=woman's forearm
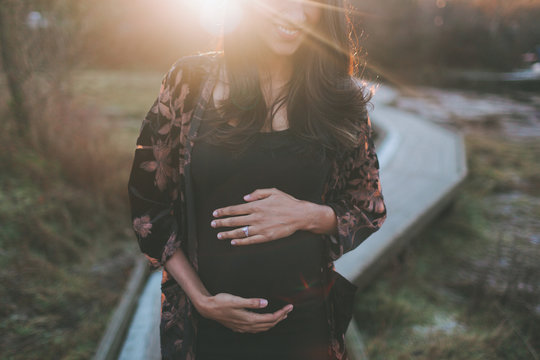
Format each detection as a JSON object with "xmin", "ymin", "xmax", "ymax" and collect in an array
[
  {"xmin": 164, "ymin": 249, "xmax": 292, "ymax": 331},
  {"xmin": 298, "ymin": 200, "xmax": 338, "ymax": 236},
  {"xmin": 164, "ymin": 249, "xmax": 211, "ymax": 312}
]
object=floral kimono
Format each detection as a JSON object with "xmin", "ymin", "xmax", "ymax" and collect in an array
[{"xmin": 127, "ymin": 50, "xmax": 387, "ymax": 360}]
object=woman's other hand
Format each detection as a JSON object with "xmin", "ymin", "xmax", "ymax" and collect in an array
[
  {"xmin": 197, "ymin": 293, "xmax": 293, "ymax": 333},
  {"xmin": 210, "ymin": 188, "xmax": 306, "ymax": 245}
]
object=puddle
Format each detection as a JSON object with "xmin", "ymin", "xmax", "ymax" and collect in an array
[
  {"xmin": 412, "ymin": 313, "xmax": 466, "ymax": 336},
  {"xmin": 387, "ymin": 86, "xmax": 540, "ymax": 138}
]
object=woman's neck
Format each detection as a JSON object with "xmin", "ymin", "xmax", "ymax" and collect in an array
[{"xmin": 257, "ymin": 53, "xmax": 293, "ymax": 102}]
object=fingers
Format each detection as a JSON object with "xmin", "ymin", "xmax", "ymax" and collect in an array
[
  {"xmin": 211, "ymin": 214, "xmax": 254, "ymax": 229},
  {"xmin": 251, "ymin": 304, "xmax": 294, "ymax": 324},
  {"xmin": 230, "ymin": 234, "xmax": 268, "ymax": 246},
  {"xmin": 216, "ymin": 224, "xmax": 258, "ymax": 241},
  {"xmin": 212, "ymin": 293, "xmax": 295, "ymax": 333},
  {"xmin": 229, "ymin": 296, "xmax": 294, "ymax": 323},
  {"xmin": 214, "ymin": 188, "xmax": 278, "ymax": 217},
  {"xmin": 213, "ymin": 203, "xmax": 252, "ymax": 217},
  {"xmin": 238, "ymin": 304, "xmax": 294, "ymax": 333},
  {"xmin": 243, "ymin": 188, "xmax": 277, "ymax": 201},
  {"xmin": 230, "ymin": 295, "xmax": 269, "ymax": 309}
]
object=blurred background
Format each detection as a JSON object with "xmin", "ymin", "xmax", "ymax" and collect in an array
[{"xmin": 0, "ymin": 0, "xmax": 539, "ymax": 359}]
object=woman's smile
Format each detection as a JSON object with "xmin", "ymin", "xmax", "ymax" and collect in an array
[
  {"xmin": 274, "ymin": 22, "xmax": 302, "ymax": 40},
  {"xmin": 252, "ymin": 0, "xmax": 321, "ymax": 57}
]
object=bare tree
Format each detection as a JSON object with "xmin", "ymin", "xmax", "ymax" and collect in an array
[
  {"xmin": 0, "ymin": 0, "xmax": 84, "ymax": 140},
  {"xmin": 0, "ymin": 0, "xmax": 33, "ymax": 137}
]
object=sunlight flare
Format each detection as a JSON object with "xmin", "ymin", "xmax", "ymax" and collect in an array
[
  {"xmin": 184, "ymin": 0, "xmax": 244, "ymax": 35},
  {"xmin": 182, "ymin": 0, "xmax": 408, "ymax": 91}
]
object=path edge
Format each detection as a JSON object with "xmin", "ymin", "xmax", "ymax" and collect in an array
[{"xmin": 93, "ymin": 256, "xmax": 151, "ymax": 360}]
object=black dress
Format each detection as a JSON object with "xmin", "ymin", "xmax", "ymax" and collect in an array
[{"xmin": 191, "ymin": 97, "xmax": 332, "ymax": 360}]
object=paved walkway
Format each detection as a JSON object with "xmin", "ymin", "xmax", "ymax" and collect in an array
[
  {"xmin": 115, "ymin": 84, "xmax": 468, "ymax": 360},
  {"xmin": 117, "ymin": 271, "xmax": 161, "ymax": 360},
  {"xmin": 335, "ymin": 85, "xmax": 467, "ymax": 287},
  {"xmin": 339, "ymin": 85, "xmax": 467, "ymax": 360}
]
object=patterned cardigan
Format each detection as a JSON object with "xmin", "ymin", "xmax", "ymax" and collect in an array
[{"xmin": 127, "ymin": 50, "xmax": 387, "ymax": 360}]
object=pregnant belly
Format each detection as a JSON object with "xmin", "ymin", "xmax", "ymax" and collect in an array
[{"xmin": 198, "ymin": 229, "xmax": 326, "ymax": 313}]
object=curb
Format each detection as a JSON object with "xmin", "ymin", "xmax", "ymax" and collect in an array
[{"xmin": 93, "ymin": 257, "xmax": 151, "ymax": 360}]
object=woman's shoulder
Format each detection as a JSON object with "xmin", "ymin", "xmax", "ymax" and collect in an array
[
  {"xmin": 172, "ymin": 50, "xmax": 222, "ymax": 71},
  {"xmin": 163, "ymin": 51, "xmax": 223, "ymax": 89}
]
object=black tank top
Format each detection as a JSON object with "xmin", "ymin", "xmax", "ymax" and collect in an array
[{"xmin": 191, "ymin": 97, "xmax": 332, "ymax": 359}]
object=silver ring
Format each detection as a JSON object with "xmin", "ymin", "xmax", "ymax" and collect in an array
[{"xmin": 242, "ymin": 226, "xmax": 249, "ymax": 237}]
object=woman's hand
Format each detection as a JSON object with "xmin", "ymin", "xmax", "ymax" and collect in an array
[
  {"xmin": 197, "ymin": 293, "xmax": 293, "ymax": 333},
  {"xmin": 210, "ymin": 187, "xmax": 310, "ymax": 245}
]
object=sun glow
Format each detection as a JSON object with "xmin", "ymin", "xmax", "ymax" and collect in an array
[
  {"xmin": 182, "ymin": 0, "xmax": 405, "ymax": 91},
  {"xmin": 184, "ymin": 0, "xmax": 244, "ymax": 35},
  {"xmin": 186, "ymin": 0, "xmax": 349, "ymax": 55},
  {"xmin": 184, "ymin": 0, "xmax": 357, "ymax": 37}
]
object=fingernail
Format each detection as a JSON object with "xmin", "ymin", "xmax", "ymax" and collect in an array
[
  {"xmin": 287, "ymin": 305, "xmax": 294, "ymax": 312},
  {"xmin": 231, "ymin": 240, "xmax": 237, "ymax": 245},
  {"xmin": 244, "ymin": 194, "xmax": 251, "ymax": 200},
  {"xmin": 211, "ymin": 220, "xmax": 216, "ymax": 227},
  {"xmin": 260, "ymin": 299, "xmax": 268, "ymax": 307},
  {"xmin": 213, "ymin": 210, "xmax": 218, "ymax": 216},
  {"xmin": 217, "ymin": 233, "xmax": 222, "ymax": 239}
]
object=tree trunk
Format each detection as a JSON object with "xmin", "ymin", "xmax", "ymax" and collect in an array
[{"xmin": 0, "ymin": 1, "xmax": 32, "ymax": 137}]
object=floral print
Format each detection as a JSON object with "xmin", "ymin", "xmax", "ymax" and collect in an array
[
  {"xmin": 127, "ymin": 51, "xmax": 387, "ymax": 360},
  {"xmin": 133, "ymin": 215, "xmax": 152, "ymax": 238},
  {"xmin": 139, "ymin": 138, "xmax": 174, "ymax": 192},
  {"xmin": 322, "ymin": 114, "xmax": 387, "ymax": 261}
]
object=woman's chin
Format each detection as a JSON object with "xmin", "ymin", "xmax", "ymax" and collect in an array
[{"xmin": 265, "ymin": 43, "xmax": 302, "ymax": 58}]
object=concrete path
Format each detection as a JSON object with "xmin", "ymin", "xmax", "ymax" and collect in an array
[
  {"xmin": 338, "ymin": 85, "xmax": 467, "ymax": 359},
  {"xmin": 117, "ymin": 271, "xmax": 161, "ymax": 360},
  {"xmin": 114, "ymin": 84, "xmax": 467, "ymax": 360},
  {"xmin": 335, "ymin": 85, "xmax": 468, "ymax": 288}
]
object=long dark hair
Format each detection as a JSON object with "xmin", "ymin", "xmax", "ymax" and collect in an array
[{"xmin": 192, "ymin": 0, "xmax": 372, "ymax": 161}]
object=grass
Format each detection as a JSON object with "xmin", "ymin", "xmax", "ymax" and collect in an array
[
  {"xmin": 354, "ymin": 130, "xmax": 540, "ymax": 359},
  {"xmin": 0, "ymin": 137, "xmax": 139, "ymax": 360},
  {"xmin": 0, "ymin": 69, "xmax": 164, "ymax": 359},
  {"xmin": 70, "ymin": 68, "xmax": 164, "ymax": 121}
]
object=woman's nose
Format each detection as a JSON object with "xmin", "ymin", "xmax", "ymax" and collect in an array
[{"xmin": 278, "ymin": 4, "xmax": 307, "ymax": 27}]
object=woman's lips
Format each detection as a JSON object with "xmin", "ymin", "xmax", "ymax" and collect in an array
[{"xmin": 274, "ymin": 23, "xmax": 302, "ymax": 40}]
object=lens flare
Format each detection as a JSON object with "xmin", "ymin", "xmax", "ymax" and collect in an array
[
  {"xmin": 183, "ymin": 0, "xmax": 407, "ymax": 91},
  {"xmin": 184, "ymin": 0, "xmax": 244, "ymax": 35}
]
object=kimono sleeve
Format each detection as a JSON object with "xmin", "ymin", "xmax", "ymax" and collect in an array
[
  {"xmin": 127, "ymin": 66, "xmax": 184, "ymax": 271},
  {"xmin": 324, "ymin": 115, "xmax": 387, "ymax": 262}
]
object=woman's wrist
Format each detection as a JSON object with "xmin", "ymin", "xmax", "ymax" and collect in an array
[
  {"xmin": 298, "ymin": 200, "xmax": 338, "ymax": 235},
  {"xmin": 163, "ymin": 249, "xmax": 213, "ymax": 317},
  {"xmin": 193, "ymin": 293, "xmax": 214, "ymax": 318}
]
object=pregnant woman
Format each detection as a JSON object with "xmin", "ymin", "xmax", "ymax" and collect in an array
[{"xmin": 127, "ymin": 0, "xmax": 387, "ymax": 359}]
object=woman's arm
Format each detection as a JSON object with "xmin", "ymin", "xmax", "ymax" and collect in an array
[
  {"xmin": 127, "ymin": 66, "xmax": 184, "ymax": 271},
  {"xmin": 164, "ymin": 249, "xmax": 293, "ymax": 333},
  {"xmin": 163, "ymin": 248, "xmax": 211, "ymax": 307},
  {"xmin": 318, "ymin": 115, "xmax": 387, "ymax": 261}
]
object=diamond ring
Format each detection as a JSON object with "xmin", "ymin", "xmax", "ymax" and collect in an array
[{"xmin": 242, "ymin": 226, "xmax": 249, "ymax": 237}]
